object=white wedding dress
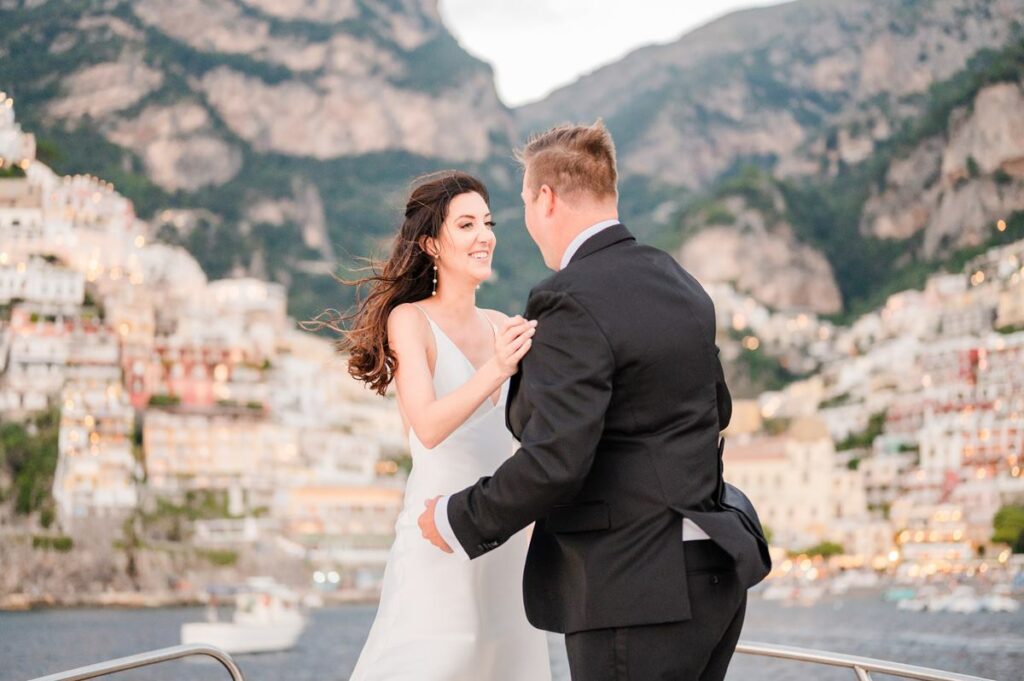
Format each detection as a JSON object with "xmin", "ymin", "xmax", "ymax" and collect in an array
[{"xmin": 348, "ymin": 305, "xmax": 551, "ymax": 681}]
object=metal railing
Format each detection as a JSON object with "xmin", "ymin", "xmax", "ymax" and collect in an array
[
  {"xmin": 26, "ymin": 643, "xmax": 245, "ymax": 681},
  {"xmin": 22, "ymin": 640, "xmax": 995, "ymax": 681},
  {"xmin": 736, "ymin": 641, "xmax": 996, "ymax": 681}
]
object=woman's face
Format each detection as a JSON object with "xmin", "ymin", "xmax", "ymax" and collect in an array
[{"xmin": 429, "ymin": 191, "xmax": 495, "ymax": 286}]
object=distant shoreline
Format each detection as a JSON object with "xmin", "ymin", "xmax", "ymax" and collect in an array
[
  {"xmin": 0, "ymin": 592, "xmax": 202, "ymax": 612},
  {"xmin": 0, "ymin": 590, "xmax": 380, "ymax": 612}
]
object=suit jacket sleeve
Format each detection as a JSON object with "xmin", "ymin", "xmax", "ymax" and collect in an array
[{"xmin": 446, "ymin": 289, "xmax": 614, "ymax": 559}]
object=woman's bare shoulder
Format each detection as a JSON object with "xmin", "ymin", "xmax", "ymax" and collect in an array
[
  {"xmin": 480, "ymin": 308, "xmax": 511, "ymax": 325},
  {"xmin": 388, "ymin": 302, "xmax": 430, "ymax": 341}
]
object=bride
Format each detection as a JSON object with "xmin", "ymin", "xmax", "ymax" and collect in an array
[{"xmin": 335, "ymin": 171, "xmax": 551, "ymax": 680}]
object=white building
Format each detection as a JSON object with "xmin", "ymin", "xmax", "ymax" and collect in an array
[
  {"xmin": 0, "ymin": 257, "xmax": 84, "ymax": 312},
  {"xmin": 880, "ymin": 289, "xmax": 940, "ymax": 341},
  {"xmin": 996, "ymin": 279, "xmax": 1024, "ymax": 330},
  {"xmin": 0, "ymin": 91, "xmax": 34, "ymax": 162},
  {"xmin": 135, "ymin": 243, "xmax": 207, "ymax": 334},
  {"xmin": 52, "ymin": 380, "xmax": 138, "ymax": 524},
  {"xmin": 1, "ymin": 316, "xmax": 69, "ymax": 411},
  {"xmin": 0, "ymin": 178, "xmax": 46, "ymax": 248},
  {"xmin": 890, "ymin": 501, "xmax": 973, "ymax": 563},
  {"xmin": 274, "ymin": 484, "xmax": 404, "ymax": 581},
  {"xmin": 940, "ymin": 302, "xmax": 995, "ymax": 338},
  {"xmin": 298, "ymin": 429, "xmax": 382, "ymax": 486},
  {"xmin": 723, "ymin": 417, "xmax": 871, "ymax": 552},
  {"xmin": 143, "ymin": 408, "xmax": 304, "ymax": 511},
  {"xmin": 859, "ymin": 450, "xmax": 917, "ymax": 509}
]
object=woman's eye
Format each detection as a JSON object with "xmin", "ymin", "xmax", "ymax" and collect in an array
[{"xmin": 485, "ymin": 221, "xmax": 496, "ymax": 228}]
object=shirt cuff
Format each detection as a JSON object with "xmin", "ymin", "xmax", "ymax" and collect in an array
[{"xmin": 435, "ymin": 495, "xmax": 469, "ymax": 559}]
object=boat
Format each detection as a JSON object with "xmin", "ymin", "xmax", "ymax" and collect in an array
[
  {"xmin": 980, "ymin": 593, "xmax": 1020, "ymax": 613},
  {"xmin": 893, "ymin": 584, "xmax": 1022, "ymax": 615},
  {"xmin": 897, "ymin": 597, "xmax": 928, "ymax": 612},
  {"xmin": 829, "ymin": 569, "xmax": 880, "ymax": 593},
  {"xmin": 180, "ymin": 578, "xmax": 307, "ymax": 654},
  {"xmin": 883, "ymin": 586, "xmax": 917, "ymax": 602}
]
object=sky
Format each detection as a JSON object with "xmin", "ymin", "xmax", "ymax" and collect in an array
[{"xmin": 439, "ymin": 0, "xmax": 789, "ymax": 108}]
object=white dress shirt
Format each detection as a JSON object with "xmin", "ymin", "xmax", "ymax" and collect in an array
[
  {"xmin": 433, "ymin": 220, "xmax": 709, "ymax": 559},
  {"xmin": 559, "ymin": 218, "xmax": 621, "ymax": 270}
]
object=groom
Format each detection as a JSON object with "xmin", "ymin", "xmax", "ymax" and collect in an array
[{"xmin": 418, "ymin": 121, "xmax": 767, "ymax": 680}]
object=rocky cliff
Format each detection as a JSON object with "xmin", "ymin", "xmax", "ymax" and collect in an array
[
  {"xmin": 519, "ymin": 0, "xmax": 1022, "ymax": 190},
  {"xmin": 861, "ymin": 80, "xmax": 1024, "ymax": 257},
  {"xmin": 3, "ymin": 0, "xmax": 1023, "ymax": 319},
  {"xmin": 0, "ymin": 0, "xmax": 523, "ymax": 318},
  {"xmin": 519, "ymin": 0, "xmax": 1024, "ymax": 315},
  {"xmin": 676, "ymin": 172, "xmax": 844, "ymax": 314},
  {"xmin": 35, "ymin": 0, "xmax": 512, "ymax": 187}
]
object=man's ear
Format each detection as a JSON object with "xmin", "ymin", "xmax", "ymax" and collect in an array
[{"xmin": 539, "ymin": 184, "xmax": 556, "ymax": 217}]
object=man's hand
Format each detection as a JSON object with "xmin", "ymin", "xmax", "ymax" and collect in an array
[{"xmin": 418, "ymin": 496, "xmax": 453, "ymax": 553}]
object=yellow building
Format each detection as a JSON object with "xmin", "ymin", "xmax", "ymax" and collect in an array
[
  {"xmin": 724, "ymin": 417, "xmax": 871, "ymax": 552},
  {"xmin": 996, "ymin": 279, "xmax": 1024, "ymax": 330}
]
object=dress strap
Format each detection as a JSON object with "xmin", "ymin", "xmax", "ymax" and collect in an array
[
  {"xmin": 476, "ymin": 308, "xmax": 498, "ymax": 340},
  {"xmin": 409, "ymin": 302, "xmax": 440, "ymax": 328},
  {"xmin": 475, "ymin": 307, "xmax": 497, "ymax": 329},
  {"xmin": 409, "ymin": 301, "xmax": 429, "ymax": 319},
  {"xmin": 412, "ymin": 303, "xmax": 495, "ymax": 331}
]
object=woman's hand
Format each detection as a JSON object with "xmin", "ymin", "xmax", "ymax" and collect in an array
[{"xmin": 492, "ymin": 315, "xmax": 538, "ymax": 377}]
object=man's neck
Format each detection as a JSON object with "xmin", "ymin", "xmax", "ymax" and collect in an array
[{"xmin": 555, "ymin": 215, "xmax": 620, "ymax": 270}]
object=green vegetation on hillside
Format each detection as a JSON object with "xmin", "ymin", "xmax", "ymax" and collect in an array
[
  {"xmin": 892, "ymin": 27, "xmax": 1024, "ymax": 158},
  {"xmin": 32, "ymin": 534, "xmax": 74, "ymax": 552},
  {"xmin": 836, "ymin": 411, "xmax": 888, "ymax": 452},
  {"xmin": 992, "ymin": 505, "xmax": 1024, "ymax": 553},
  {"xmin": 783, "ymin": 34, "xmax": 1024, "ymax": 321},
  {"xmin": 0, "ymin": 408, "xmax": 60, "ymax": 523},
  {"xmin": 658, "ymin": 30, "xmax": 1024, "ymax": 323},
  {"xmin": 0, "ymin": 0, "xmax": 527, "ymax": 324},
  {"xmin": 790, "ymin": 541, "xmax": 845, "ymax": 558},
  {"xmin": 3, "ymin": 2, "xmax": 1022, "ymax": 336}
]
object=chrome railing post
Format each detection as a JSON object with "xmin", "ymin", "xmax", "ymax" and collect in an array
[{"xmin": 26, "ymin": 643, "xmax": 245, "ymax": 681}]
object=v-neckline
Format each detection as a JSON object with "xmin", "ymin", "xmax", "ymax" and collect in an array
[{"xmin": 417, "ymin": 305, "xmax": 502, "ymax": 409}]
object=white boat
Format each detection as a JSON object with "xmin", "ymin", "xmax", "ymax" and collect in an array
[
  {"xmin": 980, "ymin": 594, "xmax": 1020, "ymax": 613},
  {"xmin": 830, "ymin": 569, "xmax": 880, "ymax": 593},
  {"xmin": 895, "ymin": 584, "xmax": 1021, "ymax": 615},
  {"xmin": 897, "ymin": 598, "xmax": 928, "ymax": 612},
  {"xmin": 180, "ymin": 578, "xmax": 307, "ymax": 654}
]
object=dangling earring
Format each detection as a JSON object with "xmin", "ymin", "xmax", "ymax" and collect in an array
[{"xmin": 432, "ymin": 263, "xmax": 438, "ymax": 296}]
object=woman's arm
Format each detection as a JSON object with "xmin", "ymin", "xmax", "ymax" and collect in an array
[{"xmin": 388, "ymin": 304, "xmax": 534, "ymax": 449}]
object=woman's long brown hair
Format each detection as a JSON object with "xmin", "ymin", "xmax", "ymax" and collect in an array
[{"xmin": 306, "ymin": 170, "xmax": 490, "ymax": 395}]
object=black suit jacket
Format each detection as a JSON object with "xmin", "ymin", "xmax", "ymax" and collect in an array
[{"xmin": 447, "ymin": 224, "xmax": 768, "ymax": 634}]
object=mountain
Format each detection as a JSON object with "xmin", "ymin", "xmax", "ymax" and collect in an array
[
  {"xmin": 518, "ymin": 0, "xmax": 1024, "ymax": 317},
  {"xmin": 3, "ymin": 0, "xmax": 1024, "ymax": 323},
  {"xmin": 0, "ymin": 0, "xmax": 544, "ymax": 319},
  {"xmin": 519, "ymin": 0, "xmax": 1022, "ymax": 189}
]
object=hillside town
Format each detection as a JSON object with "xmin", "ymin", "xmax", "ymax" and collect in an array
[
  {"xmin": 710, "ymin": 223, "xmax": 1024, "ymax": 572},
  {"xmin": 0, "ymin": 92, "xmax": 1021, "ymax": 606},
  {"xmin": 0, "ymin": 97, "xmax": 407, "ymax": 603}
]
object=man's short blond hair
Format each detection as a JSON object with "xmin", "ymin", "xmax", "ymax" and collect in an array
[{"xmin": 517, "ymin": 120, "xmax": 618, "ymax": 202}]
